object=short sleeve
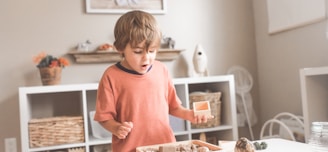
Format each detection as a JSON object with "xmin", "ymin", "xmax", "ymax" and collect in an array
[{"xmin": 94, "ymin": 72, "xmax": 117, "ymax": 122}]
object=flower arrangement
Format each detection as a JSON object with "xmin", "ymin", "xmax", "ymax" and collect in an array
[{"xmin": 33, "ymin": 52, "xmax": 69, "ymax": 68}]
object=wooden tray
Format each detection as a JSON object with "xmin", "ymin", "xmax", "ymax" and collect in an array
[{"xmin": 136, "ymin": 140, "xmax": 222, "ymax": 152}]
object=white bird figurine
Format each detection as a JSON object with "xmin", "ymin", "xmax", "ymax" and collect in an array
[{"xmin": 193, "ymin": 44, "xmax": 209, "ymax": 77}]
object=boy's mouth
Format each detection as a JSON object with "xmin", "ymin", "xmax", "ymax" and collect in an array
[{"xmin": 141, "ymin": 64, "xmax": 149, "ymax": 70}]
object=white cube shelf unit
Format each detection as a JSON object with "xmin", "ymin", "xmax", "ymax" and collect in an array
[
  {"xmin": 300, "ymin": 66, "xmax": 328, "ymax": 143},
  {"xmin": 19, "ymin": 75, "xmax": 238, "ymax": 152}
]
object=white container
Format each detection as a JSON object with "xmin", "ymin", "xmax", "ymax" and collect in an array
[{"xmin": 89, "ymin": 111, "xmax": 112, "ymax": 139}]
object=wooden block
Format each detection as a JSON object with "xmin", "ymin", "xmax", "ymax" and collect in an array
[
  {"xmin": 159, "ymin": 145, "xmax": 176, "ymax": 152},
  {"xmin": 193, "ymin": 101, "xmax": 211, "ymax": 117}
]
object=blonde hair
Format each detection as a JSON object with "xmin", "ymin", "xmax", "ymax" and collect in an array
[{"xmin": 113, "ymin": 10, "xmax": 161, "ymax": 51}]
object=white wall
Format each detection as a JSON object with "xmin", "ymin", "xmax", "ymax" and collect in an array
[
  {"xmin": 253, "ymin": 0, "xmax": 328, "ymax": 127},
  {"xmin": 0, "ymin": 0, "xmax": 257, "ymax": 150}
]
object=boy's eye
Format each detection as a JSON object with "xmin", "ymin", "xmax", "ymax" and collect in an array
[
  {"xmin": 134, "ymin": 50, "xmax": 143, "ymax": 54},
  {"xmin": 133, "ymin": 49, "xmax": 156, "ymax": 54},
  {"xmin": 148, "ymin": 49, "xmax": 156, "ymax": 53}
]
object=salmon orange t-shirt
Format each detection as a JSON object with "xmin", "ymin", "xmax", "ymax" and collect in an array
[{"xmin": 94, "ymin": 60, "xmax": 182, "ymax": 152}]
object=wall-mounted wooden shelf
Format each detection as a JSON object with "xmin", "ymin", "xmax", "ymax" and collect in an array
[{"xmin": 68, "ymin": 49, "xmax": 184, "ymax": 63}]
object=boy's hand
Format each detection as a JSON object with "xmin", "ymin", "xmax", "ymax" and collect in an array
[
  {"xmin": 192, "ymin": 114, "xmax": 214, "ymax": 124},
  {"xmin": 115, "ymin": 121, "xmax": 133, "ymax": 139}
]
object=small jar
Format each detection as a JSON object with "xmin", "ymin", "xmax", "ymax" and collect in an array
[{"xmin": 309, "ymin": 122, "xmax": 328, "ymax": 152}]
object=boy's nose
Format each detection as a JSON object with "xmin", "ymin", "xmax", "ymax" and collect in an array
[{"xmin": 142, "ymin": 51, "xmax": 151, "ymax": 59}]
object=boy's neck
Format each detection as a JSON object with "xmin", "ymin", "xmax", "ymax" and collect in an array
[{"xmin": 116, "ymin": 62, "xmax": 153, "ymax": 75}]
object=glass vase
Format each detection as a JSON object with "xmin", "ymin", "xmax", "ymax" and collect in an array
[{"xmin": 309, "ymin": 122, "xmax": 328, "ymax": 152}]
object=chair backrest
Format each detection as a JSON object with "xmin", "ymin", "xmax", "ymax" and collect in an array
[
  {"xmin": 260, "ymin": 119, "xmax": 296, "ymax": 141},
  {"xmin": 260, "ymin": 112, "xmax": 304, "ymax": 141},
  {"xmin": 272, "ymin": 112, "xmax": 304, "ymax": 127}
]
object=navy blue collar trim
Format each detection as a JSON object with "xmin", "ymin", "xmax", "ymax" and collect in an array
[{"xmin": 115, "ymin": 62, "xmax": 152, "ymax": 75}]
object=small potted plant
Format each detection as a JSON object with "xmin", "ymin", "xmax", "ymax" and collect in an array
[{"xmin": 33, "ymin": 52, "xmax": 69, "ymax": 85}]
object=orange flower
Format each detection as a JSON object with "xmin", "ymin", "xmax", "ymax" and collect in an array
[
  {"xmin": 33, "ymin": 52, "xmax": 47, "ymax": 64},
  {"xmin": 33, "ymin": 52, "xmax": 70, "ymax": 68},
  {"xmin": 49, "ymin": 60, "xmax": 59, "ymax": 68},
  {"xmin": 58, "ymin": 57, "xmax": 70, "ymax": 67}
]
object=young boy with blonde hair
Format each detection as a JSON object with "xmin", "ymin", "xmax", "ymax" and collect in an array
[{"xmin": 94, "ymin": 10, "xmax": 211, "ymax": 152}]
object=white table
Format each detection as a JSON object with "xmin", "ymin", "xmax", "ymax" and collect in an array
[{"xmin": 219, "ymin": 138, "xmax": 312, "ymax": 152}]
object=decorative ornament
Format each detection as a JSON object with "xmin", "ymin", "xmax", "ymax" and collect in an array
[
  {"xmin": 77, "ymin": 40, "xmax": 96, "ymax": 52},
  {"xmin": 235, "ymin": 137, "xmax": 255, "ymax": 152},
  {"xmin": 161, "ymin": 36, "xmax": 175, "ymax": 49},
  {"xmin": 192, "ymin": 44, "xmax": 209, "ymax": 77}
]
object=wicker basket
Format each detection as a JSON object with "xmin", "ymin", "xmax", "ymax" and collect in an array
[
  {"xmin": 189, "ymin": 92, "xmax": 222, "ymax": 128},
  {"xmin": 39, "ymin": 67, "xmax": 62, "ymax": 85},
  {"xmin": 28, "ymin": 116, "xmax": 84, "ymax": 148}
]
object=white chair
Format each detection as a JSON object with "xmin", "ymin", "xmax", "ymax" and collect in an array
[
  {"xmin": 260, "ymin": 112, "xmax": 304, "ymax": 142},
  {"xmin": 227, "ymin": 66, "xmax": 257, "ymax": 140}
]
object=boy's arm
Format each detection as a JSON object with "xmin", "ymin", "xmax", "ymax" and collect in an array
[
  {"xmin": 99, "ymin": 119, "xmax": 133, "ymax": 139},
  {"xmin": 169, "ymin": 105, "xmax": 212, "ymax": 124}
]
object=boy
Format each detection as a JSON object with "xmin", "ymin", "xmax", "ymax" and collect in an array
[{"xmin": 94, "ymin": 10, "xmax": 211, "ymax": 152}]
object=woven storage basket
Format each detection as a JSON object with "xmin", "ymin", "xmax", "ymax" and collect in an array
[
  {"xmin": 39, "ymin": 67, "xmax": 62, "ymax": 85},
  {"xmin": 28, "ymin": 116, "xmax": 84, "ymax": 148},
  {"xmin": 189, "ymin": 92, "xmax": 222, "ymax": 128}
]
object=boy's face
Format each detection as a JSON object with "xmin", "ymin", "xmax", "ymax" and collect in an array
[{"xmin": 120, "ymin": 41, "xmax": 157, "ymax": 74}]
